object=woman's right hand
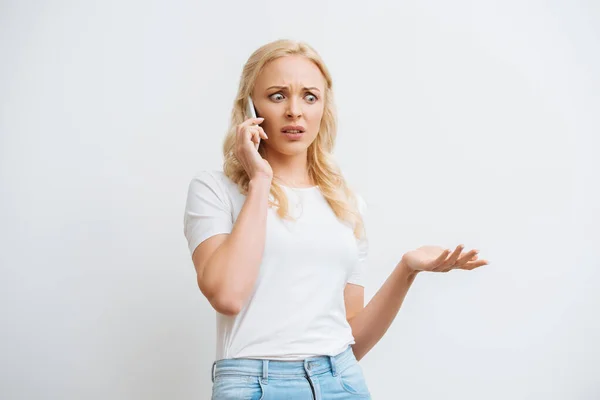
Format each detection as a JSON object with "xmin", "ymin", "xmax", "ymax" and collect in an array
[{"xmin": 235, "ymin": 117, "xmax": 273, "ymax": 182}]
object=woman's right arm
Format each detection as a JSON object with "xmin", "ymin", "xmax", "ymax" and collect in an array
[
  {"xmin": 192, "ymin": 177, "xmax": 271, "ymax": 316},
  {"xmin": 192, "ymin": 116, "xmax": 271, "ymax": 316}
]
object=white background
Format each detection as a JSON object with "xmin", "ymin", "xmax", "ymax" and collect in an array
[{"xmin": 1, "ymin": 1, "xmax": 599, "ymax": 399}]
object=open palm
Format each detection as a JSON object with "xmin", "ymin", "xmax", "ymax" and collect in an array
[{"xmin": 402, "ymin": 245, "xmax": 489, "ymax": 273}]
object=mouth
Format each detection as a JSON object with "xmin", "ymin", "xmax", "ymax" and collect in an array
[{"xmin": 281, "ymin": 125, "xmax": 305, "ymax": 140}]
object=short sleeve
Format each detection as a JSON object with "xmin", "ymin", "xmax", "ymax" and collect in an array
[
  {"xmin": 347, "ymin": 194, "xmax": 368, "ymax": 287},
  {"xmin": 183, "ymin": 171, "xmax": 234, "ymax": 256}
]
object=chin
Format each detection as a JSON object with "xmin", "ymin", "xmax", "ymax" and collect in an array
[
  {"xmin": 268, "ymin": 141, "xmax": 312, "ymax": 156},
  {"xmin": 278, "ymin": 145, "xmax": 309, "ymax": 156}
]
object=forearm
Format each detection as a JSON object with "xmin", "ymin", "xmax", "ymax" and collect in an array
[
  {"xmin": 349, "ymin": 260, "xmax": 419, "ymax": 361},
  {"xmin": 201, "ymin": 178, "xmax": 271, "ymax": 309}
]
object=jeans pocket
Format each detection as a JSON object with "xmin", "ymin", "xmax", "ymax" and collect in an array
[
  {"xmin": 211, "ymin": 375, "xmax": 264, "ymax": 400},
  {"xmin": 337, "ymin": 363, "xmax": 371, "ymax": 397}
]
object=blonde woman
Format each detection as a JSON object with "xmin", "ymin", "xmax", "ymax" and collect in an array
[{"xmin": 183, "ymin": 39, "xmax": 489, "ymax": 399}]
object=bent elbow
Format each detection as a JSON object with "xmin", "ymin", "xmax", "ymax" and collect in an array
[
  {"xmin": 200, "ymin": 283, "xmax": 243, "ymax": 316},
  {"xmin": 211, "ymin": 295, "xmax": 243, "ymax": 316},
  {"xmin": 198, "ymin": 275, "xmax": 245, "ymax": 316}
]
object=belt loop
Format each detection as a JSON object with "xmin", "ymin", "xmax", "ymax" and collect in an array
[
  {"xmin": 262, "ymin": 360, "xmax": 269, "ymax": 384},
  {"xmin": 329, "ymin": 355, "xmax": 337, "ymax": 376},
  {"xmin": 211, "ymin": 361, "xmax": 216, "ymax": 383}
]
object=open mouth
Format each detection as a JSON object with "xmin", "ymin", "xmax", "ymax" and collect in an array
[
  {"xmin": 281, "ymin": 125, "xmax": 305, "ymax": 132},
  {"xmin": 281, "ymin": 125, "xmax": 305, "ymax": 139}
]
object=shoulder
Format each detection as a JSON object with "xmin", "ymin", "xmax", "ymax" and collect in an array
[
  {"xmin": 188, "ymin": 170, "xmax": 237, "ymax": 192},
  {"xmin": 185, "ymin": 170, "xmax": 242, "ymax": 209}
]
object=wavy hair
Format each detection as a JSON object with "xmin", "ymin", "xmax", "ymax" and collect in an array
[{"xmin": 222, "ymin": 39, "xmax": 365, "ymax": 240}]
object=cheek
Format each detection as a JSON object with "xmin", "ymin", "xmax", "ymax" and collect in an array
[
  {"xmin": 259, "ymin": 104, "xmax": 278, "ymax": 119},
  {"xmin": 258, "ymin": 109, "xmax": 278, "ymax": 133},
  {"xmin": 263, "ymin": 120, "xmax": 279, "ymax": 137},
  {"xmin": 307, "ymin": 106, "xmax": 324, "ymax": 127}
]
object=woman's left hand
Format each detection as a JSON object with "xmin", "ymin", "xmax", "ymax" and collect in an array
[{"xmin": 401, "ymin": 245, "xmax": 489, "ymax": 274}]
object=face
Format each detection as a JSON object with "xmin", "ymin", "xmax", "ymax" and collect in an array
[{"xmin": 251, "ymin": 55, "xmax": 326, "ymax": 156}]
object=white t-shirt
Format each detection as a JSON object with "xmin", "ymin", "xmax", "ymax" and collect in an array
[{"xmin": 183, "ymin": 170, "xmax": 368, "ymax": 361}]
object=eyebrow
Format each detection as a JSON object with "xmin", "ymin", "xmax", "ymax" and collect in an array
[{"xmin": 266, "ymin": 85, "xmax": 321, "ymax": 92}]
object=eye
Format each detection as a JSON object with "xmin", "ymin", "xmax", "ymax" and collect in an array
[
  {"xmin": 269, "ymin": 93, "xmax": 285, "ymax": 102},
  {"xmin": 305, "ymin": 93, "xmax": 318, "ymax": 103}
]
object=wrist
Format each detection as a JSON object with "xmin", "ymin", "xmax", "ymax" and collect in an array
[
  {"xmin": 249, "ymin": 176, "xmax": 272, "ymax": 191},
  {"xmin": 397, "ymin": 258, "xmax": 419, "ymax": 279}
]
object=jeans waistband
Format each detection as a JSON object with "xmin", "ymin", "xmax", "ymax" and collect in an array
[{"xmin": 211, "ymin": 346, "xmax": 356, "ymax": 382}]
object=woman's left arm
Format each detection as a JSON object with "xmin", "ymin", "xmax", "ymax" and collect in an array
[
  {"xmin": 346, "ymin": 260, "xmax": 417, "ymax": 362},
  {"xmin": 347, "ymin": 244, "xmax": 489, "ymax": 361}
]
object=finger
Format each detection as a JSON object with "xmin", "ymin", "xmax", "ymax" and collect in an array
[
  {"xmin": 430, "ymin": 249, "xmax": 452, "ymax": 270},
  {"xmin": 443, "ymin": 256, "xmax": 485, "ymax": 272},
  {"xmin": 248, "ymin": 127, "xmax": 261, "ymax": 145},
  {"xmin": 242, "ymin": 117, "xmax": 264, "ymax": 127},
  {"xmin": 237, "ymin": 119, "xmax": 264, "ymax": 138},
  {"xmin": 239, "ymin": 126, "xmax": 258, "ymax": 149},
  {"xmin": 447, "ymin": 245, "xmax": 464, "ymax": 264},
  {"xmin": 244, "ymin": 125, "xmax": 269, "ymax": 144},
  {"xmin": 258, "ymin": 126, "xmax": 268, "ymax": 140},
  {"xmin": 460, "ymin": 260, "xmax": 489, "ymax": 270},
  {"xmin": 434, "ymin": 245, "xmax": 463, "ymax": 271},
  {"xmin": 455, "ymin": 249, "xmax": 478, "ymax": 266}
]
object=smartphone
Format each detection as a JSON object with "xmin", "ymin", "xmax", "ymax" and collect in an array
[{"xmin": 246, "ymin": 96, "xmax": 260, "ymax": 150}]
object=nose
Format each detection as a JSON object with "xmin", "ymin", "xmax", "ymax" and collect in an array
[{"xmin": 286, "ymin": 99, "xmax": 302, "ymax": 119}]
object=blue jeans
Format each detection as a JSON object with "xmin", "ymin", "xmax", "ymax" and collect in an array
[{"xmin": 211, "ymin": 345, "xmax": 371, "ymax": 399}]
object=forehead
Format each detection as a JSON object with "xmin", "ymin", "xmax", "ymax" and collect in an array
[{"xmin": 255, "ymin": 55, "xmax": 325, "ymax": 90}]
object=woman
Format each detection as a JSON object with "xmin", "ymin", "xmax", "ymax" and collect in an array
[{"xmin": 183, "ymin": 39, "xmax": 489, "ymax": 399}]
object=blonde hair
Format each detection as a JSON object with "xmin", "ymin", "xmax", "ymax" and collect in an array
[{"xmin": 222, "ymin": 39, "xmax": 365, "ymax": 240}]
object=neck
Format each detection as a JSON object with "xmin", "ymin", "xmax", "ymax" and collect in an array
[{"xmin": 264, "ymin": 148, "xmax": 313, "ymax": 187}]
